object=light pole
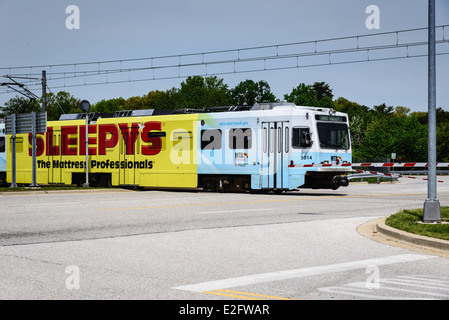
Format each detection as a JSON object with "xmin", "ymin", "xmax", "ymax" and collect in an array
[
  {"xmin": 423, "ymin": 0, "xmax": 441, "ymax": 223},
  {"xmin": 80, "ymin": 100, "xmax": 91, "ymax": 188}
]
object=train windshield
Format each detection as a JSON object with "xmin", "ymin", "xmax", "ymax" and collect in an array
[
  {"xmin": 316, "ymin": 122, "xmax": 350, "ymax": 150},
  {"xmin": 0, "ymin": 137, "xmax": 5, "ymax": 152}
]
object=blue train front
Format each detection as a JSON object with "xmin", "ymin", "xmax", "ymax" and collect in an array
[{"xmin": 197, "ymin": 102, "xmax": 351, "ymax": 192}]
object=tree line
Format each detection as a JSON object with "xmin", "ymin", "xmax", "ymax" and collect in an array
[{"xmin": 1, "ymin": 75, "xmax": 448, "ymax": 162}]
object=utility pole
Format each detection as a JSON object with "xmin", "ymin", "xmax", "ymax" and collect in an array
[
  {"xmin": 10, "ymin": 114, "xmax": 17, "ymax": 188},
  {"xmin": 80, "ymin": 100, "xmax": 91, "ymax": 188},
  {"xmin": 423, "ymin": 0, "xmax": 441, "ymax": 223},
  {"xmin": 42, "ymin": 70, "xmax": 47, "ymax": 113}
]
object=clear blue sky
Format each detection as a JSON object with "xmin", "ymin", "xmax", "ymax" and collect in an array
[{"xmin": 0, "ymin": 0, "xmax": 448, "ymax": 112}]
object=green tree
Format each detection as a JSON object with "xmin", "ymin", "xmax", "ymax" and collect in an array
[
  {"xmin": 231, "ymin": 79, "xmax": 277, "ymax": 106},
  {"xmin": 284, "ymin": 83, "xmax": 319, "ymax": 106},
  {"xmin": 437, "ymin": 122, "xmax": 449, "ymax": 162},
  {"xmin": 348, "ymin": 114, "xmax": 367, "ymax": 153},
  {"xmin": 411, "ymin": 110, "xmax": 427, "ymax": 125},
  {"xmin": 91, "ymin": 97, "xmax": 126, "ymax": 113},
  {"xmin": 284, "ymin": 82, "xmax": 334, "ymax": 108},
  {"xmin": 355, "ymin": 114, "xmax": 427, "ymax": 161},
  {"xmin": 411, "ymin": 108, "xmax": 449, "ymax": 161},
  {"xmin": 355, "ymin": 117, "xmax": 398, "ymax": 160},
  {"xmin": 177, "ymin": 75, "xmax": 232, "ymax": 109},
  {"xmin": 160, "ymin": 88, "xmax": 183, "ymax": 110},
  {"xmin": 413, "ymin": 107, "xmax": 449, "ymax": 125},
  {"xmin": 145, "ymin": 90, "xmax": 173, "ymax": 110},
  {"xmin": 393, "ymin": 106, "xmax": 411, "ymax": 119},
  {"xmin": 334, "ymin": 97, "xmax": 372, "ymax": 155},
  {"xmin": 0, "ymin": 95, "xmax": 41, "ymax": 117},
  {"xmin": 45, "ymin": 91, "xmax": 80, "ymax": 121},
  {"xmin": 312, "ymin": 82, "xmax": 333, "ymax": 101},
  {"xmin": 372, "ymin": 103, "xmax": 394, "ymax": 118},
  {"xmin": 124, "ymin": 96, "xmax": 146, "ymax": 110},
  {"xmin": 395, "ymin": 115, "xmax": 427, "ymax": 162},
  {"xmin": 334, "ymin": 97, "xmax": 370, "ymax": 119}
]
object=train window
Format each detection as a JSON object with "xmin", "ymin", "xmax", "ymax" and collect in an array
[
  {"xmin": 173, "ymin": 131, "xmax": 192, "ymax": 139},
  {"xmin": 270, "ymin": 127, "xmax": 275, "ymax": 153},
  {"xmin": 173, "ymin": 130, "xmax": 193, "ymax": 151},
  {"xmin": 0, "ymin": 137, "xmax": 5, "ymax": 153},
  {"xmin": 278, "ymin": 127, "xmax": 282, "ymax": 153},
  {"xmin": 263, "ymin": 128, "xmax": 267, "ymax": 153},
  {"xmin": 147, "ymin": 131, "xmax": 166, "ymax": 152},
  {"xmin": 229, "ymin": 128, "xmax": 252, "ymax": 150},
  {"xmin": 201, "ymin": 129, "xmax": 222, "ymax": 150},
  {"xmin": 285, "ymin": 127, "xmax": 289, "ymax": 153},
  {"xmin": 292, "ymin": 127, "xmax": 312, "ymax": 148},
  {"xmin": 148, "ymin": 131, "xmax": 166, "ymax": 137},
  {"xmin": 316, "ymin": 122, "xmax": 349, "ymax": 150}
]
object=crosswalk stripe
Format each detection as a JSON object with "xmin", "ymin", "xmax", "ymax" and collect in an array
[{"xmin": 174, "ymin": 254, "xmax": 433, "ymax": 293}]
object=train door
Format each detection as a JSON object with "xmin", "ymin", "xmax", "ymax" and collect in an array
[
  {"xmin": 118, "ymin": 124, "xmax": 138, "ymax": 185},
  {"xmin": 47, "ymin": 128, "xmax": 63, "ymax": 184},
  {"xmin": 261, "ymin": 121, "xmax": 289, "ymax": 190}
]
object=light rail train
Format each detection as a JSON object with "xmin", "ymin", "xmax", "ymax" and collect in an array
[{"xmin": 1, "ymin": 103, "xmax": 351, "ymax": 191}]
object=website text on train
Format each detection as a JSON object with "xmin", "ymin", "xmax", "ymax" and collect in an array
[{"xmin": 0, "ymin": 103, "xmax": 352, "ymax": 192}]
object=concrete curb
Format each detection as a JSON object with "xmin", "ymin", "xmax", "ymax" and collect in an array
[{"xmin": 375, "ymin": 216, "xmax": 449, "ymax": 252}]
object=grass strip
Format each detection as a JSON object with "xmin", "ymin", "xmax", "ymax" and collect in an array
[{"xmin": 385, "ymin": 207, "xmax": 449, "ymax": 241}]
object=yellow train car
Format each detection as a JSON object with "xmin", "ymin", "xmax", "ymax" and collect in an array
[{"xmin": 7, "ymin": 113, "xmax": 199, "ymax": 188}]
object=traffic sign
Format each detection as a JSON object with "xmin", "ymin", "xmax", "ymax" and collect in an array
[{"xmin": 5, "ymin": 112, "xmax": 47, "ymax": 134}]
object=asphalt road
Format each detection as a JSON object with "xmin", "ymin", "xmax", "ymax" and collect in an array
[{"xmin": 0, "ymin": 176, "xmax": 448, "ymax": 300}]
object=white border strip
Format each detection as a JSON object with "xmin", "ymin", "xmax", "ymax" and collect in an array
[{"xmin": 174, "ymin": 254, "xmax": 433, "ymax": 292}]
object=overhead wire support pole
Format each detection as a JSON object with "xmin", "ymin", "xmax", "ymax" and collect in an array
[
  {"xmin": 41, "ymin": 70, "xmax": 46, "ymax": 113},
  {"xmin": 30, "ymin": 112, "xmax": 38, "ymax": 188},
  {"xmin": 10, "ymin": 114, "xmax": 16, "ymax": 188},
  {"xmin": 423, "ymin": 0, "xmax": 441, "ymax": 223}
]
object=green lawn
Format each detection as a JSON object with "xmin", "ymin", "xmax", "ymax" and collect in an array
[{"xmin": 385, "ymin": 207, "xmax": 449, "ymax": 241}]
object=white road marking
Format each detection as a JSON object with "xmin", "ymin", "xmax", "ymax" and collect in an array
[
  {"xmin": 174, "ymin": 254, "xmax": 434, "ymax": 293},
  {"xmin": 318, "ymin": 275, "xmax": 449, "ymax": 299},
  {"xmin": 196, "ymin": 208, "xmax": 273, "ymax": 214}
]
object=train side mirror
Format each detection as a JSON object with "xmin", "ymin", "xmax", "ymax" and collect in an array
[{"xmin": 304, "ymin": 132, "xmax": 313, "ymax": 147}]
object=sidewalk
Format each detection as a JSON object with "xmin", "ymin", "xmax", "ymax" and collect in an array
[{"xmin": 358, "ymin": 217, "xmax": 449, "ymax": 258}]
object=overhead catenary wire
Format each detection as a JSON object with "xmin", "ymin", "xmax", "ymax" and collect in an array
[
  {"xmin": 0, "ymin": 25, "xmax": 448, "ymax": 96},
  {"xmin": 5, "ymin": 39, "xmax": 449, "ymax": 78},
  {"xmin": 2, "ymin": 26, "xmax": 448, "ymax": 88},
  {"xmin": 45, "ymin": 84, "xmax": 66, "ymax": 115},
  {"xmin": 2, "ymin": 25, "xmax": 446, "ymax": 73}
]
